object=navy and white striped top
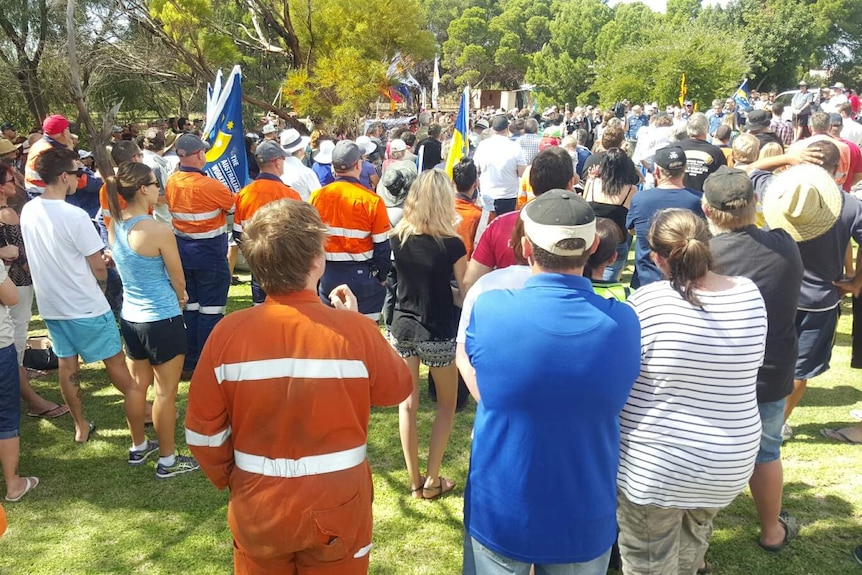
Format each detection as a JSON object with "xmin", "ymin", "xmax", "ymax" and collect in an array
[{"xmin": 619, "ymin": 277, "xmax": 767, "ymax": 509}]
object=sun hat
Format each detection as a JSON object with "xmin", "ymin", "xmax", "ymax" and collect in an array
[
  {"xmin": 314, "ymin": 140, "xmax": 335, "ymax": 164},
  {"xmin": 521, "ymin": 189, "xmax": 596, "ymax": 256},
  {"xmin": 474, "ymin": 118, "xmax": 489, "ymax": 130},
  {"xmin": 355, "ymin": 135, "xmax": 377, "ymax": 156},
  {"xmin": 261, "ymin": 123, "xmax": 277, "ymax": 135},
  {"xmin": 280, "ymin": 129, "xmax": 309, "ymax": 154},
  {"xmin": 377, "ymin": 161, "xmax": 418, "ymax": 207},
  {"xmin": 77, "ymin": 149, "xmax": 93, "ymax": 160},
  {"xmin": 703, "ymin": 166, "xmax": 753, "ymax": 210},
  {"xmin": 798, "ymin": 80, "xmax": 808, "ymax": 87},
  {"xmin": 746, "ymin": 110, "xmax": 771, "ymax": 131},
  {"xmin": 762, "ymin": 164, "xmax": 843, "ymax": 242},
  {"xmin": 0, "ymin": 139, "xmax": 21, "ymax": 156}
]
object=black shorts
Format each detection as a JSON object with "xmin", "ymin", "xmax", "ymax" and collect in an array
[{"xmin": 120, "ymin": 316, "xmax": 187, "ymax": 365}]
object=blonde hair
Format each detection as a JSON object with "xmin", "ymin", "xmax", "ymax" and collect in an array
[
  {"xmin": 648, "ymin": 208, "xmax": 713, "ymax": 308},
  {"xmin": 759, "ymin": 142, "xmax": 783, "ymax": 160},
  {"xmin": 391, "ymin": 169, "xmax": 459, "ymax": 243},
  {"xmin": 721, "ymin": 113, "xmax": 738, "ymax": 131},
  {"xmin": 732, "ymin": 133, "xmax": 760, "ymax": 164}
]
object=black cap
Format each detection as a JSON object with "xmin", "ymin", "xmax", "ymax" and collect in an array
[
  {"xmin": 703, "ymin": 165, "xmax": 754, "ymax": 210},
  {"xmin": 654, "ymin": 145, "xmax": 687, "ymax": 170},
  {"xmin": 746, "ymin": 109, "xmax": 771, "ymax": 130}
]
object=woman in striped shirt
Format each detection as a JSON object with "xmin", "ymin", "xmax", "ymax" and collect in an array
[{"xmin": 617, "ymin": 208, "xmax": 767, "ymax": 575}]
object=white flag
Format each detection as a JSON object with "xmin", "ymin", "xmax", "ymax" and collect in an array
[{"xmin": 432, "ymin": 56, "xmax": 440, "ymax": 109}]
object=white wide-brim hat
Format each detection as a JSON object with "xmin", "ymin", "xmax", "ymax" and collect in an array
[{"xmin": 314, "ymin": 140, "xmax": 335, "ymax": 164}]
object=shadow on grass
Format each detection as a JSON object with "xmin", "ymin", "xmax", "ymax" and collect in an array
[
  {"xmin": 798, "ymin": 385, "xmax": 862, "ymax": 408},
  {"xmin": 707, "ymin": 481, "xmax": 861, "ymax": 575}
]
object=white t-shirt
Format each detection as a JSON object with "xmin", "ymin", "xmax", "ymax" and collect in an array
[
  {"xmin": 456, "ymin": 265, "xmax": 531, "ymax": 343},
  {"xmin": 841, "ymin": 118, "xmax": 862, "ymax": 148},
  {"xmin": 473, "ymin": 135, "xmax": 526, "ymax": 201},
  {"xmin": 21, "ymin": 198, "xmax": 110, "ymax": 320},
  {"xmin": 0, "ymin": 266, "xmax": 14, "ymax": 348},
  {"xmin": 618, "ymin": 277, "xmax": 767, "ymax": 509},
  {"xmin": 281, "ymin": 156, "xmax": 321, "ymax": 201}
]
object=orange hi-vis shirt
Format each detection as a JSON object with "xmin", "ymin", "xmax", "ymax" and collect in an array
[
  {"xmin": 25, "ymin": 137, "xmax": 86, "ymax": 197},
  {"xmin": 310, "ymin": 178, "xmax": 391, "ymax": 263},
  {"xmin": 233, "ymin": 173, "xmax": 301, "ymax": 239},
  {"xmin": 98, "ymin": 184, "xmax": 154, "ymax": 229},
  {"xmin": 455, "ymin": 196, "xmax": 482, "ymax": 258},
  {"xmin": 185, "ymin": 290, "xmax": 412, "ymax": 561},
  {"xmin": 165, "ymin": 168, "xmax": 235, "ymax": 241}
]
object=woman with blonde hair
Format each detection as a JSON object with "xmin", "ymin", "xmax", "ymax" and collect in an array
[
  {"xmin": 106, "ymin": 163, "xmax": 199, "ymax": 479},
  {"xmin": 390, "ymin": 169, "xmax": 467, "ymax": 499},
  {"xmin": 617, "ymin": 208, "xmax": 768, "ymax": 575}
]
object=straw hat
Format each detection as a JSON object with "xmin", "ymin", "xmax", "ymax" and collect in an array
[{"xmin": 763, "ymin": 164, "xmax": 843, "ymax": 242}]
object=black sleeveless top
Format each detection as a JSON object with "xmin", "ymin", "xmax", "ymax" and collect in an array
[{"xmin": 586, "ymin": 181, "xmax": 635, "ymax": 238}]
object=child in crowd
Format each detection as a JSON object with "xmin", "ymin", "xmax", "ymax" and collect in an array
[{"xmin": 584, "ymin": 218, "xmax": 631, "ymax": 301}]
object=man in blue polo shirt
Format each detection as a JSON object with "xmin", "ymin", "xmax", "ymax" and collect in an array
[{"xmin": 462, "ymin": 190, "xmax": 641, "ymax": 575}]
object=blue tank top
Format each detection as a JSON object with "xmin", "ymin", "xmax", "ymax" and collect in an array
[{"xmin": 111, "ymin": 214, "xmax": 181, "ymax": 322}]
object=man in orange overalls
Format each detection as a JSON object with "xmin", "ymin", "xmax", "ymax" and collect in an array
[{"xmin": 185, "ymin": 199, "xmax": 412, "ymax": 574}]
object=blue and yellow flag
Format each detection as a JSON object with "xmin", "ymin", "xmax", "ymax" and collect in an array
[
  {"xmin": 202, "ymin": 65, "xmax": 249, "ymax": 193},
  {"xmin": 445, "ymin": 87, "xmax": 469, "ymax": 178},
  {"xmin": 732, "ymin": 79, "xmax": 752, "ymax": 113}
]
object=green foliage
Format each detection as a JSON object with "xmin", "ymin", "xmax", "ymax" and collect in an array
[
  {"xmin": 525, "ymin": 0, "xmax": 611, "ymax": 105},
  {"xmin": 442, "ymin": 0, "xmax": 552, "ymax": 89},
  {"xmin": 591, "ymin": 23, "xmax": 749, "ymax": 108}
]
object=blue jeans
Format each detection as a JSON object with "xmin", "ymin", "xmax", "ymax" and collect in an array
[
  {"xmin": 183, "ymin": 264, "xmax": 230, "ymax": 371},
  {"xmin": 463, "ymin": 533, "xmax": 611, "ymax": 575},
  {"xmin": 0, "ymin": 344, "xmax": 20, "ymax": 439},
  {"xmin": 602, "ymin": 234, "xmax": 633, "ymax": 282},
  {"xmin": 756, "ymin": 398, "xmax": 786, "ymax": 464}
]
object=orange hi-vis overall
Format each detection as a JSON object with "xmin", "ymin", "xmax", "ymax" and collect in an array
[
  {"xmin": 185, "ymin": 290, "xmax": 412, "ymax": 574},
  {"xmin": 233, "ymin": 173, "xmax": 301, "ymax": 240}
]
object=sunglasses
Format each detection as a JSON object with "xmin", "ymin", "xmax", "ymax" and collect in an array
[
  {"xmin": 64, "ymin": 168, "xmax": 84, "ymax": 177},
  {"xmin": 145, "ymin": 181, "xmax": 159, "ymax": 186}
]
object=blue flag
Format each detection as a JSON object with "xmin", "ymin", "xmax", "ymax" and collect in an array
[
  {"xmin": 733, "ymin": 79, "xmax": 752, "ymax": 113},
  {"xmin": 202, "ymin": 65, "xmax": 248, "ymax": 193}
]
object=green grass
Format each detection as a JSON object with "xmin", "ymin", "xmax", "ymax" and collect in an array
[{"xmin": 1, "ymin": 276, "xmax": 861, "ymax": 574}]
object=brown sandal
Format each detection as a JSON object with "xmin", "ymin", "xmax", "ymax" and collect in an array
[
  {"xmin": 422, "ymin": 476, "xmax": 456, "ymax": 500},
  {"xmin": 410, "ymin": 476, "xmax": 426, "ymax": 499}
]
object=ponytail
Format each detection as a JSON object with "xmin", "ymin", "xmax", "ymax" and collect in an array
[
  {"xmin": 648, "ymin": 209, "xmax": 713, "ymax": 308},
  {"xmin": 105, "ymin": 175, "xmax": 124, "ymax": 225}
]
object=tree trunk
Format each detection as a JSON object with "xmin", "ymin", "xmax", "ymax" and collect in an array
[
  {"xmin": 242, "ymin": 93, "xmax": 308, "ymax": 134},
  {"xmin": 66, "ymin": 0, "xmax": 115, "ymax": 179},
  {"xmin": 16, "ymin": 61, "xmax": 48, "ymax": 128}
]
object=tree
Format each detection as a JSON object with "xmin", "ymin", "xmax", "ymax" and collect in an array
[
  {"xmin": 0, "ymin": 0, "xmax": 54, "ymax": 123},
  {"xmin": 526, "ymin": 0, "xmax": 612, "ymax": 105},
  {"xmin": 591, "ymin": 23, "xmax": 749, "ymax": 108}
]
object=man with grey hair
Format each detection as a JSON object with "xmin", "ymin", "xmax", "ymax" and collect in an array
[
  {"xmin": 519, "ymin": 118, "xmax": 541, "ymax": 165},
  {"xmin": 703, "ymin": 166, "xmax": 803, "ymax": 552},
  {"xmin": 677, "ymin": 112, "xmax": 727, "ymax": 192}
]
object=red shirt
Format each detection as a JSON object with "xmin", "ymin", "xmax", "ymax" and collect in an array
[{"xmin": 471, "ymin": 211, "xmax": 518, "ymax": 270}]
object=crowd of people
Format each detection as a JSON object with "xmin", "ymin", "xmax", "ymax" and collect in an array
[{"xmin": 0, "ymin": 77, "xmax": 861, "ymax": 574}]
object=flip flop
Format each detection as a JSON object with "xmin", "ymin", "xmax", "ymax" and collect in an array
[
  {"xmin": 820, "ymin": 428, "xmax": 862, "ymax": 444},
  {"xmin": 5, "ymin": 476, "xmax": 39, "ymax": 502},
  {"xmin": 75, "ymin": 421, "xmax": 96, "ymax": 444},
  {"xmin": 422, "ymin": 477, "xmax": 456, "ymax": 500},
  {"xmin": 757, "ymin": 510, "xmax": 799, "ymax": 552},
  {"xmin": 849, "ymin": 409, "xmax": 862, "ymax": 421},
  {"xmin": 26, "ymin": 403, "xmax": 70, "ymax": 419}
]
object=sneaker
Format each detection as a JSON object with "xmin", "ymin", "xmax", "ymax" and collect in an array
[
  {"xmin": 156, "ymin": 454, "xmax": 200, "ymax": 479},
  {"xmin": 781, "ymin": 423, "xmax": 793, "ymax": 441},
  {"xmin": 854, "ymin": 545, "xmax": 862, "ymax": 566},
  {"xmin": 128, "ymin": 440, "xmax": 160, "ymax": 466}
]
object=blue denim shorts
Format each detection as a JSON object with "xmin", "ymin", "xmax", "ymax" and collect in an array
[
  {"xmin": 0, "ymin": 343, "xmax": 21, "ymax": 439},
  {"xmin": 45, "ymin": 311, "xmax": 122, "ymax": 364},
  {"xmin": 756, "ymin": 398, "xmax": 786, "ymax": 464},
  {"xmin": 795, "ymin": 307, "xmax": 840, "ymax": 380}
]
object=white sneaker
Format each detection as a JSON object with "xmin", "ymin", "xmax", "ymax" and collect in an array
[{"xmin": 781, "ymin": 423, "xmax": 793, "ymax": 441}]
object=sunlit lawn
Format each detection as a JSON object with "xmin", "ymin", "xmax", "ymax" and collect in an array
[{"xmin": 1, "ymin": 276, "xmax": 860, "ymax": 574}]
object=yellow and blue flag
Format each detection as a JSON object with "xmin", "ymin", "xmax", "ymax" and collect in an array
[
  {"xmin": 445, "ymin": 86, "xmax": 469, "ymax": 178},
  {"xmin": 202, "ymin": 65, "xmax": 249, "ymax": 193},
  {"xmin": 732, "ymin": 79, "xmax": 752, "ymax": 112}
]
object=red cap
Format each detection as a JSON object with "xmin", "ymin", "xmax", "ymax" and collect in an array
[{"xmin": 42, "ymin": 115, "xmax": 70, "ymax": 135}]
